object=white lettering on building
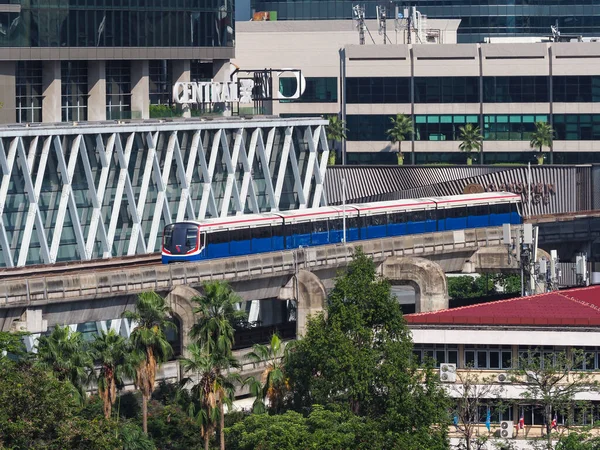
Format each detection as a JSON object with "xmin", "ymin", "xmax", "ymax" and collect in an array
[{"xmin": 172, "ymin": 81, "xmax": 249, "ymax": 105}]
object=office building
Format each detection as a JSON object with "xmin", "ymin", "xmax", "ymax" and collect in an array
[
  {"xmin": 234, "ymin": 20, "xmax": 600, "ymax": 165},
  {"xmin": 0, "ymin": 0, "xmax": 235, "ymax": 124},
  {"xmin": 249, "ymin": 0, "xmax": 600, "ymax": 43}
]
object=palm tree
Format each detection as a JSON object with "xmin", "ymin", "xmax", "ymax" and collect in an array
[
  {"xmin": 458, "ymin": 123, "xmax": 483, "ymax": 166},
  {"xmin": 90, "ymin": 329, "xmax": 129, "ymax": 419},
  {"xmin": 35, "ymin": 324, "xmax": 94, "ymax": 404},
  {"xmin": 386, "ymin": 114, "xmax": 413, "ymax": 165},
  {"xmin": 180, "ymin": 343, "xmax": 240, "ymax": 450},
  {"xmin": 245, "ymin": 333, "xmax": 293, "ymax": 414},
  {"xmin": 190, "ymin": 281, "xmax": 246, "ymax": 356},
  {"xmin": 190, "ymin": 280, "xmax": 246, "ymax": 450},
  {"xmin": 530, "ymin": 121, "xmax": 554, "ymax": 165},
  {"xmin": 326, "ymin": 115, "xmax": 347, "ymax": 165},
  {"xmin": 123, "ymin": 291, "xmax": 174, "ymax": 434}
]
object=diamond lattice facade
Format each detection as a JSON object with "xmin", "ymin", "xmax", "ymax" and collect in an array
[{"xmin": 0, "ymin": 117, "xmax": 329, "ymax": 268}]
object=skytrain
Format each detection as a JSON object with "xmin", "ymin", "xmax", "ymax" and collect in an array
[{"xmin": 161, "ymin": 192, "xmax": 521, "ymax": 264}]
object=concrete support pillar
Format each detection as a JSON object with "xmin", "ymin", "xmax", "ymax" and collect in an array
[
  {"xmin": 164, "ymin": 285, "xmax": 198, "ymax": 361},
  {"xmin": 171, "ymin": 60, "xmax": 191, "ymax": 118},
  {"xmin": 213, "ymin": 59, "xmax": 231, "ymax": 116},
  {"xmin": 0, "ymin": 61, "xmax": 16, "ymax": 124},
  {"xmin": 11, "ymin": 308, "xmax": 48, "ymax": 334},
  {"xmin": 42, "ymin": 61, "xmax": 61, "ymax": 123},
  {"xmin": 381, "ymin": 256, "xmax": 449, "ymax": 313},
  {"xmin": 279, "ymin": 270, "xmax": 327, "ymax": 337},
  {"xmin": 131, "ymin": 60, "xmax": 150, "ymax": 120},
  {"xmin": 87, "ymin": 61, "xmax": 106, "ymax": 122}
]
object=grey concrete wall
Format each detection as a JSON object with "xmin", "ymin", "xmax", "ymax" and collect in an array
[
  {"xmin": 0, "ymin": 61, "xmax": 15, "ymax": 124},
  {"xmin": 42, "ymin": 61, "xmax": 61, "ymax": 123},
  {"xmin": 131, "ymin": 60, "xmax": 150, "ymax": 120},
  {"xmin": 87, "ymin": 61, "xmax": 106, "ymax": 121}
]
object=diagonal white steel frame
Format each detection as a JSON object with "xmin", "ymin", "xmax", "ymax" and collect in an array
[{"xmin": 0, "ymin": 118, "xmax": 329, "ymax": 267}]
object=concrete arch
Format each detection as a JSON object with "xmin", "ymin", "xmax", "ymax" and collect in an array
[
  {"xmin": 279, "ymin": 270, "xmax": 327, "ymax": 337},
  {"xmin": 165, "ymin": 285, "xmax": 200, "ymax": 356},
  {"xmin": 381, "ymin": 256, "xmax": 449, "ymax": 313}
]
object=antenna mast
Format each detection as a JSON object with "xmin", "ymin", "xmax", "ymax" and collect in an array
[
  {"xmin": 377, "ymin": 3, "xmax": 388, "ymax": 44},
  {"xmin": 352, "ymin": 4, "xmax": 366, "ymax": 45}
]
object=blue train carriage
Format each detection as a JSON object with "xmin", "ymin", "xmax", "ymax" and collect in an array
[{"xmin": 161, "ymin": 192, "xmax": 522, "ymax": 264}]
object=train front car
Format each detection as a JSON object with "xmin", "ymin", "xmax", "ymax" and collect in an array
[{"xmin": 161, "ymin": 222, "xmax": 203, "ymax": 264}]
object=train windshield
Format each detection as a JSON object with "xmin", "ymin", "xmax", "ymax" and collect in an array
[{"xmin": 163, "ymin": 224, "xmax": 202, "ymax": 254}]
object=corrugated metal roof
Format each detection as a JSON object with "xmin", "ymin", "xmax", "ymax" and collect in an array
[
  {"xmin": 325, "ymin": 165, "xmax": 592, "ymax": 216},
  {"xmin": 405, "ymin": 286, "xmax": 600, "ymax": 327}
]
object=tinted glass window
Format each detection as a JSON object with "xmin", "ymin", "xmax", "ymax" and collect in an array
[
  {"xmin": 347, "ymin": 77, "xmax": 410, "ymax": 104},
  {"xmin": 414, "ymin": 77, "xmax": 479, "ymax": 103}
]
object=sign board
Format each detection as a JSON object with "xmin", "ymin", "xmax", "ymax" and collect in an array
[{"xmin": 172, "ymin": 68, "xmax": 306, "ymax": 105}]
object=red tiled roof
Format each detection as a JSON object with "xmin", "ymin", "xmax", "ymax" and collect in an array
[{"xmin": 405, "ymin": 286, "xmax": 600, "ymax": 327}]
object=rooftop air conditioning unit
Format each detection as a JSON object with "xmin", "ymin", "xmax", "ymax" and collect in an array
[
  {"xmin": 497, "ymin": 373, "xmax": 510, "ymax": 383},
  {"xmin": 500, "ymin": 420, "xmax": 514, "ymax": 439},
  {"xmin": 439, "ymin": 363, "xmax": 456, "ymax": 382}
]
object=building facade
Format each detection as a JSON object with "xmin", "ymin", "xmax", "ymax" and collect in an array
[
  {"xmin": 234, "ymin": 21, "xmax": 600, "ymax": 165},
  {"xmin": 0, "ymin": 0, "xmax": 235, "ymax": 124},
  {"xmin": 249, "ymin": 0, "xmax": 600, "ymax": 43}
]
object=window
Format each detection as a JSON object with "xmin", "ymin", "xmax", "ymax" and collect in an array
[
  {"xmin": 483, "ymin": 76, "xmax": 549, "ymax": 103},
  {"xmin": 61, "ymin": 61, "xmax": 88, "ymax": 122},
  {"xmin": 280, "ymin": 77, "xmax": 337, "ymax": 103},
  {"xmin": 415, "ymin": 115, "xmax": 478, "ymax": 141},
  {"xmin": 346, "ymin": 77, "xmax": 410, "ymax": 104},
  {"xmin": 210, "ymin": 230, "xmax": 229, "ymax": 245},
  {"xmin": 553, "ymin": 76, "xmax": 600, "ymax": 103},
  {"xmin": 149, "ymin": 60, "xmax": 173, "ymax": 106},
  {"xmin": 414, "ymin": 77, "xmax": 479, "ymax": 103},
  {"xmin": 465, "ymin": 345, "xmax": 512, "ymax": 369},
  {"xmin": 16, "ymin": 61, "xmax": 42, "ymax": 123},
  {"xmin": 413, "ymin": 344, "xmax": 458, "ymax": 367},
  {"xmin": 312, "ymin": 219, "xmax": 328, "ymax": 233},
  {"xmin": 484, "ymin": 115, "xmax": 548, "ymax": 141},
  {"xmin": 347, "ymin": 115, "xmax": 397, "ymax": 141},
  {"xmin": 553, "ymin": 114, "xmax": 600, "ymax": 140},
  {"xmin": 252, "ymin": 225, "xmax": 272, "ymax": 240},
  {"xmin": 106, "ymin": 61, "xmax": 131, "ymax": 120}
]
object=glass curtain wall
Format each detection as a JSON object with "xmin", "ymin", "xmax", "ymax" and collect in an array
[
  {"xmin": 15, "ymin": 61, "xmax": 43, "ymax": 123},
  {"xmin": 61, "ymin": 61, "xmax": 88, "ymax": 122}
]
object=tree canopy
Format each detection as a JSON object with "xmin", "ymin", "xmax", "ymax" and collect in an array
[{"xmin": 285, "ymin": 248, "xmax": 450, "ymax": 448}]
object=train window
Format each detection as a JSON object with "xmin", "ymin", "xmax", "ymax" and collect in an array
[
  {"xmin": 490, "ymin": 203, "xmax": 511, "ymax": 215},
  {"xmin": 329, "ymin": 218, "xmax": 343, "ymax": 230},
  {"xmin": 230, "ymin": 227, "xmax": 251, "ymax": 242},
  {"xmin": 409, "ymin": 210, "xmax": 426, "ymax": 222},
  {"xmin": 163, "ymin": 226, "xmax": 173, "ymax": 248},
  {"xmin": 289, "ymin": 221, "xmax": 311, "ymax": 236},
  {"xmin": 210, "ymin": 230, "xmax": 229, "ymax": 244},
  {"xmin": 313, "ymin": 220, "xmax": 328, "ymax": 233},
  {"xmin": 185, "ymin": 228, "xmax": 198, "ymax": 249},
  {"xmin": 252, "ymin": 225, "xmax": 272, "ymax": 239},
  {"xmin": 426, "ymin": 209, "xmax": 436, "ymax": 221},
  {"xmin": 347, "ymin": 217, "xmax": 358, "ymax": 229},
  {"xmin": 468, "ymin": 205, "xmax": 488, "ymax": 217},
  {"xmin": 388, "ymin": 212, "xmax": 404, "ymax": 225},
  {"xmin": 371, "ymin": 214, "xmax": 387, "ymax": 226},
  {"xmin": 446, "ymin": 206, "xmax": 466, "ymax": 219},
  {"xmin": 272, "ymin": 224, "xmax": 285, "ymax": 237}
]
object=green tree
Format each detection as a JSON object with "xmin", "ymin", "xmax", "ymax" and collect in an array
[
  {"xmin": 512, "ymin": 349, "xmax": 598, "ymax": 449},
  {"xmin": 326, "ymin": 115, "xmax": 347, "ymax": 165},
  {"xmin": 285, "ymin": 249, "xmax": 450, "ymax": 447},
  {"xmin": 458, "ymin": 123, "xmax": 483, "ymax": 166},
  {"xmin": 555, "ymin": 430, "xmax": 600, "ymax": 450},
  {"xmin": 0, "ymin": 331, "xmax": 27, "ymax": 362},
  {"xmin": 530, "ymin": 121, "xmax": 554, "ymax": 165},
  {"xmin": 123, "ymin": 291, "xmax": 174, "ymax": 434},
  {"xmin": 35, "ymin": 324, "xmax": 94, "ymax": 404},
  {"xmin": 180, "ymin": 342, "xmax": 239, "ymax": 450},
  {"xmin": 245, "ymin": 333, "xmax": 293, "ymax": 414},
  {"xmin": 386, "ymin": 113, "xmax": 413, "ymax": 165},
  {"xmin": 190, "ymin": 280, "xmax": 246, "ymax": 450},
  {"xmin": 90, "ymin": 329, "xmax": 129, "ymax": 419}
]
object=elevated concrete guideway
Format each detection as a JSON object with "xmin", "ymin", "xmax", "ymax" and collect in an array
[{"xmin": 0, "ymin": 225, "xmax": 521, "ymax": 339}]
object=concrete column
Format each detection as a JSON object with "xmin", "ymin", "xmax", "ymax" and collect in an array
[
  {"xmin": 164, "ymin": 285, "xmax": 199, "ymax": 360},
  {"xmin": 87, "ymin": 61, "xmax": 106, "ymax": 122},
  {"xmin": 171, "ymin": 60, "xmax": 191, "ymax": 118},
  {"xmin": 42, "ymin": 61, "xmax": 61, "ymax": 123},
  {"xmin": 0, "ymin": 61, "xmax": 16, "ymax": 124},
  {"xmin": 213, "ymin": 59, "xmax": 231, "ymax": 116},
  {"xmin": 279, "ymin": 270, "xmax": 327, "ymax": 337},
  {"xmin": 131, "ymin": 60, "xmax": 150, "ymax": 120}
]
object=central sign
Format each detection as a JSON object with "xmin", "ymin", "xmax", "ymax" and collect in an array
[
  {"xmin": 172, "ymin": 80, "xmax": 255, "ymax": 105},
  {"xmin": 172, "ymin": 68, "xmax": 306, "ymax": 105}
]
